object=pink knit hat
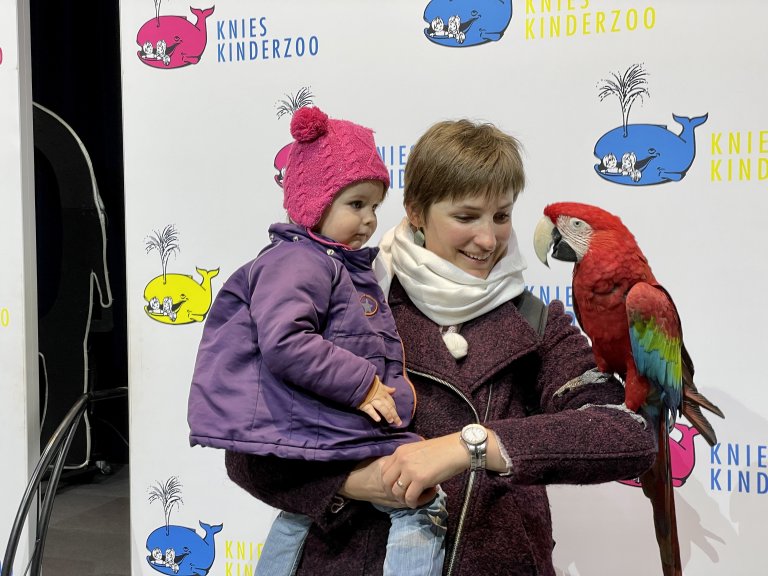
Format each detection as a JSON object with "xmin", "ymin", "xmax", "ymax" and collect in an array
[{"xmin": 283, "ymin": 106, "xmax": 390, "ymax": 228}]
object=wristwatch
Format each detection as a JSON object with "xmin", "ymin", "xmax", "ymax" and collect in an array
[{"xmin": 460, "ymin": 423, "xmax": 488, "ymax": 471}]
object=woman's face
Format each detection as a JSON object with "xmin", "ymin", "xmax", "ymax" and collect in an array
[{"xmin": 410, "ymin": 191, "xmax": 514, "ymax": 279}]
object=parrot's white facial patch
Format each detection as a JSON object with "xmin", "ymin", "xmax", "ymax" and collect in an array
[{"xmin": 557, "ymin": 215, "xmax": 593, "ymax": 260}]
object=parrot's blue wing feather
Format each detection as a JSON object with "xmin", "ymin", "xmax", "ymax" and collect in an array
[{"xmin": 626, "ymin": 283, "xmax": 683, "ymax": 416}]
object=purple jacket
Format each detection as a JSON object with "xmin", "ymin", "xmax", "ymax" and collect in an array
[
  {"xmin": 226, "ymin": 277, "xmax": 657, "ymax": 576},
  {"xmin": 187, "ymin": 223, "xmax": 419, "ymax": 461}
]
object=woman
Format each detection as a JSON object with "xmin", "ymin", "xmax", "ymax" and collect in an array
[{"xmin": 225, "ymin": 119, "xmax": 657, "ymax": 576}]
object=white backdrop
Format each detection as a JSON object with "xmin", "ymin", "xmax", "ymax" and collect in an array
[
  {"xmin": 120, "ymin": 1, "xmax": 766, "ymax": 574},
  {"xmin": 0, "ymin": 0, "xmax": 38, "ymax": 573}
]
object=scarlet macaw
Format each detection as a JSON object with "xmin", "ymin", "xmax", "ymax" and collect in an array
[{"xmin": 533, "ymin": 202, "xmax": 724, "ymax": 576}]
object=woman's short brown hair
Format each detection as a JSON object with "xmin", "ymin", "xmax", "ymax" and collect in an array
[{"xmin": 404, "ymin": 119, "xmax": 525, "ymax": 219}]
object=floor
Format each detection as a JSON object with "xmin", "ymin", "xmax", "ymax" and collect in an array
[{"xmin": 40, "ymin": 464, "xmax": 130, "ymax": 576}]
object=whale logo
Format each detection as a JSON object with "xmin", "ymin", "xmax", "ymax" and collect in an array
[
  {"xmin": 274, "ymin": 142, "xmax": 293, "ymax": 187},
  {"xmin": 594, "ymin": 114, "xmax": 708, "ymax": 186},
  {"xmin": 423, "ymin": 0, "xmax": 512, "ymax": 47},
  {"xmin": 146, "ymin": 521, "xmax": 223, "ymax": 576},
  {"xmin": 273, "ymin": 87, "xmax": 315, "ymax": 187},
  {"xmin": 618, "ymin": 423, "xmax": 701, "ymax": 489},
  {"xmin": 144, "ymin": 267, "xmax": 219, "ymax": 325},
  {"xmin": 143, "ymin": 225, "xmax": 219, "ymax": 325},
  {"xmin": 137, "ymin": 4, "xmax": 215, "ymax": 68},
  {"xmin": 594, "ymin": 63, "xmax": 707, "ymax": 186}
]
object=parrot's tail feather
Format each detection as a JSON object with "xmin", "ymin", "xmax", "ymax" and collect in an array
[
  {"xmin": 683, "ymin": 385, "xmax": 725, "ymax": 419},
  {"xmin": 681, "ymin": 382, "xmax": 724, "ymax": 447},
  {"xmin": 682, "ymin": 401, "xmax": 718, "ymax": 447},
  {"xmin": 640, "ymin": 414, "xmax": 682, "ymax": 576}
]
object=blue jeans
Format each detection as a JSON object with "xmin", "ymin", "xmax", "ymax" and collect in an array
[
  {"xmin": 255, "ymin": 510, "xmax": 312, "ymax": 576},
  {"xmin": 256, "ymin": 488, "xmax": 448, "ymax": 576}
]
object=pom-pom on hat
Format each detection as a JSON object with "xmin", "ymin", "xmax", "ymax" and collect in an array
[{"xmin": 283, "ymin": 106, "xmax": 390, "ymax": 228}]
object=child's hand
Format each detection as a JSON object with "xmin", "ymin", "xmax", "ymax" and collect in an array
[{"xmin": 358, "ymin": 375, "xmax": 403, "ymax": 426}]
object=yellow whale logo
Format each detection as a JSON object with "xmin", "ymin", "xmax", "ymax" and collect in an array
[{"xmin": 144, "ymin": 267, "xmax": 220, "ymax": 325}]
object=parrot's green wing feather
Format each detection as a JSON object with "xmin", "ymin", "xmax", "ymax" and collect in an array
[{"xmin": 626, "ymin": 283, "xmax": 683, "ymax": 415}]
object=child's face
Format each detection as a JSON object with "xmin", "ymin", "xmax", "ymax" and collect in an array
[{"xmin": 316, "ymin": 180, "xmax": 385, "ymax": 249}]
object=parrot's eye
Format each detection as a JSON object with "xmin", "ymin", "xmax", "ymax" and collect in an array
[{"xmin": 572, "ymin": 219, "xmax": 584, "ymax": 228}]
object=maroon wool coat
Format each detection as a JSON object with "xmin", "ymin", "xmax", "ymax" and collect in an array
[{"xmin": 226, "ymin": 278, "xmax": 657, "ymax": 576}]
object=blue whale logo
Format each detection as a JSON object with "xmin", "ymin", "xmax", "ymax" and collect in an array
[
  {"xmin": 594, "ymin": 113, "xmax": 708, "ymax": 186},
  {"xmin": 423, "ymin": 0, "xmax": 512, "ymax": 46},
  {"xmin": 146, "ymin": 521, "xmax": 223, "ymax": 576}
]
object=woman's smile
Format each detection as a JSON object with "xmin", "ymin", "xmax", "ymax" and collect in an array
[
  {"xmin": 412, "ymin": 192, "xmax": 514, "ymax": 279},
  {"xmin": 459, "ymin": 250, "xmax": 493, "ymax": 262}
]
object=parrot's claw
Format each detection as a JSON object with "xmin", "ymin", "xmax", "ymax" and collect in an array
[
  {"xmin": 554, "ymin": 368, "xmax": 613, "ymax": 398},
  {"xmin": 578, "ymin": 402, "xmax": 649, "ymax": 428}
]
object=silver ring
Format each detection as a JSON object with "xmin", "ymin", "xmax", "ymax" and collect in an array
[{"xmin": 396, "ymin": 479, "xmax": 406, "ymax": 489}]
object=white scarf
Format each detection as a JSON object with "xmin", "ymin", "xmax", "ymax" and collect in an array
[{"xmin": 375, "ymin": 218, "xmax": 527, "ymax": 357}]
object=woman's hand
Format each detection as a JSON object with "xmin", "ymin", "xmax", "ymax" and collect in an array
[
  {"xmin": 337, "ymin": 457, "xmax": 395, "ymax": 507},
  {"xmin": 338, "ymin": 456, "xmax": 440, "ymax": 509},
  {"xmin": 381, "ymin": 434, "xmax": 469, "ymax": 508},
  {"xmin": 339, "ymin": 430, "xmax": 506, "ymax": 509}
]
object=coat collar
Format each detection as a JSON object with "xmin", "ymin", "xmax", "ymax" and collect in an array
[
  {"xmin": 388, "ymin": 277, "xmax": 541, "ymax": 393},
  {"xmin": 269, "ymin": 222, "xmax": 379, "ymax": 271}
]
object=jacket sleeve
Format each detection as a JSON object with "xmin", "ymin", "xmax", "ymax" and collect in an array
[
  {"xmin": 250, "ymin": 245, "xmax": 377, "ymax": 408},
  {"xmin": 487, "ymin": 300, "xmax": 657, "ymax": 485},
  {"xmin": 224, "ymin": 450, "xmax": 367, "ymax": 531}
]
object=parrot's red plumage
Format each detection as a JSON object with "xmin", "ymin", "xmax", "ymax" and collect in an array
[{"xmin": 534, "ymin": 202, "xmax": 724, "ymax": 576}]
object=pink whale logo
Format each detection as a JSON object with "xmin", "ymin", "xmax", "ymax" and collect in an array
[
  {"xmin": 272, "ymin": 88, "xmax": 315, "ymax": 187},
  {"xmin": 619, "ymin": 423, "xmax": 701, "ymax": 488},
  {"xmin": 273, "ymin": 143, "xmax": 293, "ymax": 187},
  {"xmin": 137, "ymin": 5, "xmax": 215, "ymax": 69}
]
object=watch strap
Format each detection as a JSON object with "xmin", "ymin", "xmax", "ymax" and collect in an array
[{"xmin": 461, "ymin": 424, "xmax": 488, "ymax": 471}]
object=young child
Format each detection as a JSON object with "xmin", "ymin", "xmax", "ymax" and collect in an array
[{"xmin": 187, "ymin": 106, "xmax": 446, "ymax": 576}]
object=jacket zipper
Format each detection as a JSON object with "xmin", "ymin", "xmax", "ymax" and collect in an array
[{"xmin": 407, "ymin": 368, "xmax": 480, "ymax": 576}]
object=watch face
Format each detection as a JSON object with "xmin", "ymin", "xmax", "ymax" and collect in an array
[{"xmin": 463, "ymin": 425, "xmax": 487, "ymax": 445}]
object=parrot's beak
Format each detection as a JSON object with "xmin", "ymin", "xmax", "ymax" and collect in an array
[
  {"xmin": 533, "ymin": 216, "xmax": 555, "ymax": 267},
  {"xmin": 534, "ymin": 215, "xmax": 581, "ymax": 264},
  {"xmin": 550, "ymin": 227, "xmax": 579, "ymax": 262}
]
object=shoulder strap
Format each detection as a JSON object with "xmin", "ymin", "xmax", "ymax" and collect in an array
[{"xmin": 515, "ymin": 290, "xmax": 548, "ymax": 337}]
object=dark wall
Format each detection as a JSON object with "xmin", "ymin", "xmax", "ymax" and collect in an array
[{"xmin": 30, "ymin": 1, "xmax": 128, "ymax": 464}]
